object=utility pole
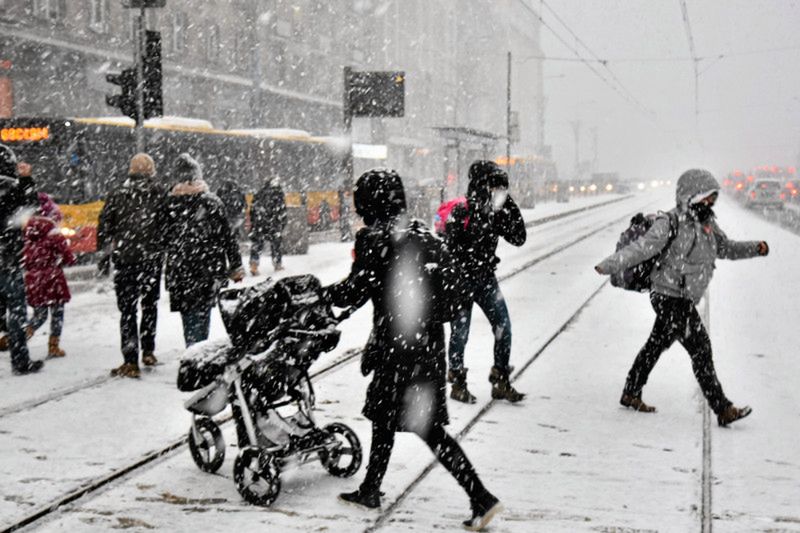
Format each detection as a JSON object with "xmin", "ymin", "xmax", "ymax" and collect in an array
[
  {"xmin": 133, "ymin": 6, "xmax": 145, "ymax": 152},
  {"xmin": 341, "ymin": 66, "xmax": 354, "ymax": 241},
  {"xmin": 506, "ymin": 51, "xmax": 512, "ymax": 169}
]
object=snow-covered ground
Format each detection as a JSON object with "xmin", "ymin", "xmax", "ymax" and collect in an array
[{"xmin": 2, "ymin": 190, "xmax": 798, "ymax": 532}]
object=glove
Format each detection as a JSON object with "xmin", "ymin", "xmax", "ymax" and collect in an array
[{"xmin": 758, "ymin": 241, "xmax": 769, "ymax": 256}]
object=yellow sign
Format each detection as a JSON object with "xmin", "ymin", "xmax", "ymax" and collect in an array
[{"xmin": 0, "ymin": 127, "xmax": 50, "ymax": 142}]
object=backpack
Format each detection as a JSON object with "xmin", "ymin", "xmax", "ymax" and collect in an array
[
  {"xmin": 386, "ymin": 219, "xmax": 469, "ymax": 327},
  {"xmin": 610, "ymin": 211, "xmax": 679, "ymax": 292},
  {"xmin": 433, "ymin": 196, "xmax": 468, "ymax": 235}
]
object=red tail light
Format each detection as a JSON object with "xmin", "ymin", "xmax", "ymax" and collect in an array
[
  {"xmin": 750, "ymin": 191, "xmax": 756, "ymax": 199},
  {"xmin": 747, "ymin": 175, "xmax": 755, "ymax": 182},
  {"xmin": 780, "ymin": 193, "xmax": 786, "ymax": 200}
]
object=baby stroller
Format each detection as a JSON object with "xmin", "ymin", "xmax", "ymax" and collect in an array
[{"xmin": 177, "ymin": 275, "xmax": 362, "ymax": 506}]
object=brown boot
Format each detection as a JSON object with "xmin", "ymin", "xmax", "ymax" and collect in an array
[
  {"xmin": 110, "ymin": 362, "xmax": 141, "ymax": 378},
  {"xmin": 48, "ymin": 336, "xmax": 66, "ymax": 358},
  {"xmin": 717, "ymin": 405, "xmax": 752, "ymax": 427},
  {"xmin": 449, "ymin": 368, "xmax": 477, "ymax": 404},
  {"xmin": 489, "ymin": 367, "xmax": 525, "ymax": 403},
  {"xmin": 620, "ymin": 393, "xmax": 656, "ymax": 413},
  {"xmin": 0, "ymin": 335, "xmax": 8, "ymax": 351},
  {"xmin": 142, "ymin": 352, "xmax": 158, "ymax": 367},
  {"xmin": 25, "ymin": 326, "xmax": 34, "ymax": 340},
  {"xmin": 249, "ymin": 260, "xmax": 260, "ymax": 276}
]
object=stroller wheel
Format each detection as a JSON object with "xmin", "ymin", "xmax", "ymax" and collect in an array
[
  {"xmin": 188, "ymin": 416, "xmax": 225, "ymax": 473},
  {"xmin": 234, "ymin": 447, "xmax": 281, "ymax": 506},
  {"xmin": 320, "ymin": 422, "xmax": 362, "ymax": 478}
]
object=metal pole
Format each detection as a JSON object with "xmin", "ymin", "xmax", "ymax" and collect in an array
[
  {"xmin": 134, "ymin": 7, "xmax": 145, "ymax": 152},
  {"xmin": 340, "ymin": 66, "xmax": 353, "ymax": 241},
  {"xmin": 250, "ymin": 0, "xmax": 262, "ymax": 127},
  {"xmin": 506, "ymin": 51, "xmax": 512, "ymax": 169}
]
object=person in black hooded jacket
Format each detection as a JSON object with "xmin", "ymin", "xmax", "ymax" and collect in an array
[
  {"xmin": 164, "ymin": 153, "xmax": 244, "ymax": 347},
  {"xmin": 444, "ymin": 160, "xmax": 527, "ymax": 403},
  {"xmin": 324, "ymin": 168, "xmax": 502, "ymax": 531}
]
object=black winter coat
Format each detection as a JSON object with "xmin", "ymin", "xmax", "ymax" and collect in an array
[
  {"xmin": 445, "ymin": 195, "xmax": 526, "ymax": 284},
  {"xmin": 250, "ymin": 184, "xmax": 286, "ymax": 238},
  {"xmin": 327, "ymin": 217, "xmax": 449, "ymax": 432},
  {"xmin": 97, "ymin": 174, "xmax": 167, "ymax": 266},
  {"xmin": 164, "ymin": 180, "xmax": 243, "ymax": 313},
  {"xmin": 0, "ymin": 174, "xmax": 29, "ymax": 271},
  {"xmin": 216, "ymin": 180, "xmax": 245, "ymax": 224}
]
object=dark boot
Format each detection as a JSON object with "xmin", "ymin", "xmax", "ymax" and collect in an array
[
  {"xmin": 620, "ymin": 393, "xmax": 656, "ymax": 413},
  {"xmin": 338, "ymin": 488, "xmax": 381, "ymax": 510},
  {"xmin": 142, "ymin": 352, "xmax": 158, "ymax": 366},
  {"xmin": 717, "ymin": 405, "xmax": 752, "ymax": 427},
  {"xmin": 449, "ymin": 368, "xmax": 477, "ymax": 404},
  {"xmin": 489, "ymin": 366, "xmax": 525, "ymax": 403},
  {"xmin": 463, "ymin": 491, "xmax": 503, "ymax": 531},
  {"xmin": 13, "ymin": 359, "xmax": 44, "ymax": 376}
]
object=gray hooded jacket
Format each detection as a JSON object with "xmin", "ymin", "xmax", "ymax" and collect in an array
[{"xmin": 597, "ymin": 169, "xmax": 762, "ymax": 303}]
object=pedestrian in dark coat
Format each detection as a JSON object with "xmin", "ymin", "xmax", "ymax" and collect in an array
[
  {"xmin": 216, "ymin": 179, "xmax": 246, "ymax": 239},
  {"xmin": 325, "ymin": 168, "xmax": 502, "ymax": 531},
  {"xmin": 445, "ymin": 160, "xmax": 527, "ymax": 403},
  {"xmin": 23, "ymin": 193, "xmax": 75, "ymax": 358},
  {"xmin": 0, "ymin": 144, "xmax": 42, "ymax": 374},
  {"xmin": 249, "ymin": 177, "xmax": 287, "ymax": 274},
  {"xmin": 164, "ymin": 153, "xmax": 244, "ymax": 347},
  {"xmin": 97, "ymin": 152, "xmax": 166, "ymax": 378},
  {"xmin": 595, "ymin": 168, "xmax": 769, "ymax": 427}
]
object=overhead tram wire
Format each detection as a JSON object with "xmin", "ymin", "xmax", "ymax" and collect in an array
[
  {"xmin": 539, "ymin": 0, "xmax": 657, "ymax": 119},
  {"xmin": 514, "ymin": 0, "xmax": 656, "ymax": 122}
]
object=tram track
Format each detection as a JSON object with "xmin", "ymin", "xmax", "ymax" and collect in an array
[{"xmin": 1, "ymin": 194, "xmax": 656, "ymax": 533}]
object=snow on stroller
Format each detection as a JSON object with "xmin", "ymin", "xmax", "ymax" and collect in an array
[{"xmin": 177, "ymin": 275, "xmax": 362, "ymax": 506}]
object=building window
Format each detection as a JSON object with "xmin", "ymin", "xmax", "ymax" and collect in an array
[
  {"xmin": 171, "ymin": 12, "xmax": 187, "ymax": 53},
  {"xmin": 89, "ymin": 0, "xmax": 108, "ymax": 33},
  {"xmin": 206, "ymin": 24, "xmax": 220, "ymax": 62}
]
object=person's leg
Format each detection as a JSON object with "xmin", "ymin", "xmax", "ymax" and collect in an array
[
  {"xmin": 49, "ymin": 305, "xmax": 64, "ymax": 337},
  {"xmin": 139, "ymin": 262, "xmax": 160, "ymax": 356},
  {"xmin": 270, "ymin": 235, "xmax": 283, "ymax": 267},
  {"xmin": 623, "ymin": 293, "xmax": 686, "ymax": 399},
  {"xmin": 679, "ymin": 304, "xmax": 732, "ymax": 415},
  {"xmin": 181, "ymin": 309, "xmax": 210, "ymax": 348},
  {"xmin": 419, "ymin": 424, "xmax": 488, "ymax": 500},
  {"xmin": 27, "ymin": 306, "xmax": 49, "ymax": 333},
  {"xmin": 249, "ymin": 238, "xmax": 263, "ymax": 274},
  {"xmin": 473, "ymin": 277, "xmax": 512, "ymax": 372},
  {"xmin": 448, "ymin": 303, "xmax": 473, "ymax": 372},
  {"xmin": 359, "ymin": 422, "xmax": 396, "ymax": 494},
  {"xmin": 114, "ymin": 267, "xmax": 140, "ymax": 365},
  {"xmin": 3, "ymin": 270, "xmax": 34, "ymax": 370}
]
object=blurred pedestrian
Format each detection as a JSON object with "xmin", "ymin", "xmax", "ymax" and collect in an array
[
  {"xmin": 0, "ymin": 144, "xmax": 43, "ymax": 374},
  {"xmin": 164, "ymin": 153, "xmax": 244, "ymax": 347},
  {"xmin": 325, "ymin": 169, "xmax": 502, "ymax": 531},
  {"xmin": 23, "ymin": 192, "xmax": 75, "ymax": 358},
  {"xmin": 97, "ymin": 153, "xmax": 166, "ymax": 378},
  {"xmin": 595, "ymin": 169, "xmax": 769, "ymax": 427},
  {"xmin": 216, "ymin": 179, "xmax": 246, "ymax": 239},
  {"xmin": 250, "ymin": 176, "xmax": 286, "ymax": 275},
  {"xmin": 444, "ymin": 160, "xmax": 527, "ymax": 403}
]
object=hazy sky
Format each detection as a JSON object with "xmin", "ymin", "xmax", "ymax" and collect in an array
[{"xmin": 537, "ymin": 0, "xmax": 800, "ymax": 180}]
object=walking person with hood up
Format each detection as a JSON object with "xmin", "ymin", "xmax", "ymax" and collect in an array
[
  {"xmin": 444, "ymin": 160, "xmax": 527, "ymax": 403},
  {"xmin": 324, "ymin": 169, "xmax": 503, "ymax": 531},
  {"xmin": 22, "ymin": 192, "xmax": 75, "ymax": 358},
  {"xmin": 595, "ymin": 169, "xmax": 769, "ymax": 426},
  {"xmin": 249, "ymin": 176, "xmax": 287, "ymax": 275},
  {"xmin": 0, "ymin": 144, "xmax": 42, "ymax": 374},
  {"xmin": 97, "ymin": 153, "xmax": 167, "ymax": 378},
  {"xmin": 164, "ymin": 153, "xmax": 244, "ymax": 347}
]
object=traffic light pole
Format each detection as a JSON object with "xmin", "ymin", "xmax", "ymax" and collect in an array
[
  {"xmin": 134, "ymin": 7, "xmax": 146, "ymax": 152},
  {"xmin": 340, "ymin": 66, "xmax": 353, "ymax": 241}
]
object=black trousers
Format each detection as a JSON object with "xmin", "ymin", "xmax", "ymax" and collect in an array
[
  {"xmin": 114, "ymin": 261, "xmax": 161, "ymax": 364},
  {"xmin": 360, "ymin": 421, "xmax": 488, "ymax": 504},
  {"xmin": 624, "ymin": 292, "xmax": 731, "ymax": 414}
]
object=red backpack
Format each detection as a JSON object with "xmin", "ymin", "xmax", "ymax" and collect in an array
[{"xmin": 433, "ymin": 197, "xmax": 468, "ymax": 235}]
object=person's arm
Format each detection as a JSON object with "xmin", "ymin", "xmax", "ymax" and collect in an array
[
  {"xmin": 211, "ymin": 200, "xmax": 244, "ymax": 280},
  {"xmin": 277, "ymin": 192, "xmax": 287, "ymax": 230},
  {"xmin": 713, "ymin": 221, "xmax": 767, "ymax": 260},
  {"xmin": 325, "ymin": 228, "xmax": 378, "ymax": 309},
  {"xmin": 596, "ymin": 215, "xmax": 671, "ymax": 274},
  {"xmin": 494, "ymin": 195, "xmax": 526, "ymax": 246},
  {"xmin": 54, "ymin": 232, "xmax": 77, "ymax": 267},
  {"xmin": 96, "ymin": 193, "xmax": 116, "ymax": 252}
]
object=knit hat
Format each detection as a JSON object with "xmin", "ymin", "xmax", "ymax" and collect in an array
[
  {"xmin": 173, "ymin": 153, "xmax": 202, "ymax": 182},
  {"xmin": 129, "ymin": 153, "xmax": 156, "ymax": 177}
]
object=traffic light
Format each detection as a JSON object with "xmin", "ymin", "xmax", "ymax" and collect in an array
[
  {"xmin": 142, "ymin": 30, "xmax": 163, "ymax": 119},
  {"xmin": 105, "ymin": 68, "xmax": 138, "ymax": 122}
]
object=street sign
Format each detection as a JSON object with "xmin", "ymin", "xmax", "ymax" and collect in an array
[
  {"xmin": 346, "ymin": 70, "xmax": 405, "ymax": 118},
  {"xmin": 122, "ymin": 0, "xmax": 166, "ymax": 8}
]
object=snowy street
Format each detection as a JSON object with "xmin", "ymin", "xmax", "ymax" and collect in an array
[{"xmin": 2, "ymin": 190, "xmax": 797, "ymax": 532}]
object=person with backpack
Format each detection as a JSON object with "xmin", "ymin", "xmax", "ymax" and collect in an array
[
  {"xmin": 0, "ymin": 144, "xmax": 43, "ymax": 375},
  {"xmin": 249, "ymin": 177, "xmax": 287, "ymax": 275},
  {"xmin": 444, "ymin": 160, "xmax": 527, "ymax": 404},
  {"xmin": 215, "ymin": 179, "xmax": 246, "ymax": 240},
  {"xmin": 97, "ymin": 153, "xmax": 167, "ymax": 378},
  {"xmin": 324, "ymin": 168, "xmax": 502, "ymax": 531},
  {"xmin": 595, "ymin": 169, "xmax": 769, "ymax": 427},
  {"xmin": 22, "ymin": 192, "xmax": 76, "ymax": 358},
  {"xmin": 164, "ymin": 154, "xmax": 244, "ymax": 347}
]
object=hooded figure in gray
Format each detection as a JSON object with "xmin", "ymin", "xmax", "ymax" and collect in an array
[
  {"xmin": 595, "ymin": 169, "xmax": 768, "ymax": 426},
  {"xmin": 596, "ymin": 169, "xmax": 765, "ymax": 304}
]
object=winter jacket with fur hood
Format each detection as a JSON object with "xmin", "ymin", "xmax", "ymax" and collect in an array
[
  {"xmin": 23, "ymin": 215, "xmax": 76, "ymax": 306},
  {"xmin": 597, "ymin": 169, "xmax": 762, "ymax": 303}
]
